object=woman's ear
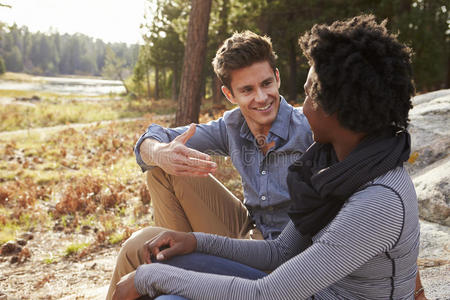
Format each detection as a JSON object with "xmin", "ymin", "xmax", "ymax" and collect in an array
[{"xmin": 221, "ymin": 86, "xmax": 236, "ymax": 104}]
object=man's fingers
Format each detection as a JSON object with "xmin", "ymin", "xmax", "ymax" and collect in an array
[
  {"xmin": 172, "ymin": 163, "xmax": 215, "ymax": 176},
  {"xmin": 174, "ymin": 124, "xmax": 196, "ymax": 145},
  {"xmin": 181, "ymin": 146, "xmax": 212, "ymax": 162},
  {"xmin": 169, "ymin": 151, "xmax": 216, "ymax": 173}
]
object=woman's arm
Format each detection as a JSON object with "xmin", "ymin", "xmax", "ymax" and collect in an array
[
  {"xmin": 134, "ymin": 185, "xmax": 406, "ymax": 299},
  {"xmin": 193, "ymin": 221, "xmax": 310, "ymax": 270}
]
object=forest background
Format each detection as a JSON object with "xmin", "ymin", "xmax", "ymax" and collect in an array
[{"xmin": 1, "ymin": 0, "xmax": 448, "ymax": 104}]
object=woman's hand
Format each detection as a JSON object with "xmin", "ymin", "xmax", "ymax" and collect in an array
[
  {"xmin": 112, "ymin": 271, "xmax": 140, "ymax": 300},
  {"xmin": 142, "ymin": 230, "xmax": 197, "ymax": 264}
]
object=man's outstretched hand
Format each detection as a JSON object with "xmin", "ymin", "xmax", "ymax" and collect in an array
[
  {"xmin": 151, "ymin": 124, "xmax": 217, "ymax": 176},
  {"xmin": 142, "ymin": 230, "xmax": 197, "ymax": 264}
]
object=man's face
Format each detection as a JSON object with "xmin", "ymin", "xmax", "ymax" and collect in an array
[{"xmin": 222, "ymin": 61, "xmax": 281, "ymax": 135}]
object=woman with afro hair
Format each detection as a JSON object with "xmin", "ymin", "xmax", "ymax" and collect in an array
[{"xmin": 114, "ymin": 15, "xmax": 421, "ymax": 300}]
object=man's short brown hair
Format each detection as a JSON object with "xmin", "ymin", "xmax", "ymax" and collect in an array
[{"xmin": 212, "ymin": 30, "xmax": 278, "ymax": 91}]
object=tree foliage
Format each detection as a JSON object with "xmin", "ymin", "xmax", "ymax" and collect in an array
[
  {"xmin": 0, "ymin": 23, "xmax": 138, "ymax": 77},
  {"xmin": 134, "ymin": 0, "xmax": 448, "ymax": 106}
]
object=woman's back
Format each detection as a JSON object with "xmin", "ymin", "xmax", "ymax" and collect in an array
[{"xmin": 314, "ymin": 166, "xmax": 419, "ymax": 299}]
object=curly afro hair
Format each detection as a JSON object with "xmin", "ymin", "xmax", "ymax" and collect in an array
[{"xmin": 299, "ymin": 14, "xmax": 415, "ymax": 133}]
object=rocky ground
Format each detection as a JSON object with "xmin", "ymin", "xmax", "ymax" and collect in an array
[{"xmin": 1, "ymin": 90, "xmax": 449, "ymax": 299}]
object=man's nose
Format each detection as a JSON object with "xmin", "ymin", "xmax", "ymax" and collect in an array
[{"xmin": 255, "ymin": 87, "xmax": 268, "ymax": 102}]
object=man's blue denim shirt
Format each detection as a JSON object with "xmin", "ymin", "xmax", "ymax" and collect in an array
[{"xmin": 135, "ymin": 97, "xmax": 313, "ymax": 239}]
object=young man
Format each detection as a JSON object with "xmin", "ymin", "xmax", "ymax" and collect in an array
[{"xmin": 106, "ymin": 30, "xmax": 313, "ymax": 299}]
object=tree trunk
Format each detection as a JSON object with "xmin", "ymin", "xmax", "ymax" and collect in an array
[
  {"xmin": 287, "ymin": 38, "xmax": 297, "ymax": 102},
  {"xmin": 200, "ymin": 74, "xmax": 206, "ymax": 100},
  {"xmin": 118, "ymin": 72, "xmax": 130, "ymax": 94},
  {"xmin": 175, "ymin": 0, "xmax": 212, "ymax": 126},
  {"xmin": 154, "ymin": 65, "xmax": 159, "ymax": 99},
  {"xmin": 171, "ymin": 66, "xmax": 179, "ymax": 101},
  {"xmin": 146, "ymin": 63, "xmax": 151, "ymax": 99},
  {"xmin": 212, "ymin": 75, "xmax": 223, "ymax": 103},
  {"xmin": 212, "ymin": 0, "xmax": 229, "ymax": 104},
  {"xmin": 162, "ymin": 68, "xmax": 167, "ymax": 98}
]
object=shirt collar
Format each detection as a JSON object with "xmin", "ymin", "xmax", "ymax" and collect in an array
[{"xmin": 239, "ymin": 96, "xmax": 293, "ymax": 142}]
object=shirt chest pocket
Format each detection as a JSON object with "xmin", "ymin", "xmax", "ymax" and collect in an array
[{"xmin": 266, "ymin": 150, "xmax": 303, "ymax": 188}]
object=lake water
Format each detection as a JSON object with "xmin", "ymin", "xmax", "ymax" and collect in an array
[{"xmin": 0, "ymin": 76, "xmax": 125, "ymax": 96}]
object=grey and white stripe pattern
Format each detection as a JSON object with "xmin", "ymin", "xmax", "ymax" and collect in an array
[{"xmin": 135, "ymin": 166, "xmax": 419, "ymax": 299}]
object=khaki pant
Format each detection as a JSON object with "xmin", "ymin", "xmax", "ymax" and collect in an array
[{"xmin": 106, "ymin": 167, "xmax": 260, "ymax": 300}]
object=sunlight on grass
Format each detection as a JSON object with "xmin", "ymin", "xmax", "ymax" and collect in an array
[
  {"xmin": 0, "ymin": 225, "xmax": 17, "ymax": 245},
  {"xmin": 64, "ymin": 242, "xmax": 91, "ymax": 256},
  {"xmin": 0, "ymin": 72, "xmax": 39, "ymax": 82},
  {"xmin": 108, "ymin": 232, "xmax": 126, "ymax": 245}
]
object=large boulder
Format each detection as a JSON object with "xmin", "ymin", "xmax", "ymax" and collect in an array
[
  {"xmin": 407, "ymin": 90, "xmax": 450, "ymax": 225},
  {"xmin": 418, "ymin": 220, "xmax": 450, "ymax": 299},
  {"xmin": 413, "ymin": 157, "xmax": 450, "ymax": 226}
]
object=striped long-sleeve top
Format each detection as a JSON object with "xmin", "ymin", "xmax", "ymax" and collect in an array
[{"xmin": 135, "ymin": 166, "xmax": 420, "ymax": 299}]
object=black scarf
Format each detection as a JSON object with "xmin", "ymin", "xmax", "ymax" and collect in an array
[{"xmin": 287, "ymin": 127, "xmax": 411, "ymax": 237}]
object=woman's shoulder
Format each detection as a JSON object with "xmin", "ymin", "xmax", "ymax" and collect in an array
[
  {"xmin": 357, "ymin": 167, "xmax": 415, "ymax": 201},
  {"xmin": 349, "ymin": 166, "xmax": 418, "ymax": 228}
]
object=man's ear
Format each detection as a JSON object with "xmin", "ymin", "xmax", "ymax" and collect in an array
[
  {"xmin": 221, "ymin": 86, "xmax": 236, "ymax": 104},
  {"xmin": 275, "ymin": 68, "xmax": 281, "ymax": 89}
]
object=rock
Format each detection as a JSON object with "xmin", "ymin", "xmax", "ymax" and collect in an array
[
  {"xmin": 420, "ymin": 264, "xmax": 450, "ymax": 299},
  {"xmin": 418, "ymin": 220, "xmax": 450, "ymax": 299},
  {"xmin": 53, "ymin": 224, "xmax": 64, "ymax": 232},
  {"xmin": 0, "ymin": 241, "xmax": 21, "ymax": 255},
  {"xmin": 0, "ymin": 292, "xmax": 7, "ymax": 300},
  {"xmin": 413, "ymin": 156, "xmax": 450, "ymax": 226},
  {"xmin": 14, "ymin": 95, "xmax": 41, "ymax": 102},
  {"xmin": 406, "ymin": 90, "xmax": 450, "ymax": 225},
  {"xmin": 15, "ymin": 239, "xmax": 27, "ymax": 246},
  {"xmin": 10, "ymin": 255, "xmax": 19, "ymax": 264},
  {"xmin": 411, "ymin": 89, "xmax": 450, "ymax": 106},
  {"xmin": 81, "ymin": 225, "xmax": 91, "ymax": 234},
  {"xmin": 20, "ymin": 232, "xmax": 34, "ymax": 240},
  {"xmin": 407, "ymin": 92, "xmax": 450, "ymax": 176},
  {"xmin": 419, "ymin": 220, "xmax": 450, "ymax": 261}
]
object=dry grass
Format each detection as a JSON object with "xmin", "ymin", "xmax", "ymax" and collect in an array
[{"xmin": 0, "ymin": 97, "xmax": 241, "ymax": 259}]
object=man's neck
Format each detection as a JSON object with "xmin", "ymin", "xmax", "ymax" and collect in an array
[{"xmin": 247, "ymin": 123, "xmax": 274, "ymax": 155}]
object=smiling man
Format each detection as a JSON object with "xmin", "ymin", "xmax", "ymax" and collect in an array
[{"xmin": 106, "ymin": 30, "xmax": 314, "ymax": 299}]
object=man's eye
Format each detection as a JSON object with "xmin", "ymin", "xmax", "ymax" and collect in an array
[{"xmin": 263, "ymin": 81, "xmax": 272, "ymax": 87}]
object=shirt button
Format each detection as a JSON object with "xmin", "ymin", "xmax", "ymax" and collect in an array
[
  {"xmin": 261, "ymin": 170, "xmax": 267, "ymax": 175},
  {"xmin": 261, "ymin": 195, "xmax": 266, "ymax": 201}
]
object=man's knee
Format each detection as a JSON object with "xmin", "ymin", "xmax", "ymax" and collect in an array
[{"xmin": 117, "ymin": 226, "xmax": 167, "ymax": 270}]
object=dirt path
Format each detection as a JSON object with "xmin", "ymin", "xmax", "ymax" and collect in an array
[{"xmin": 0, "ymin": 114, "xmax": 174, "ymax": 140}]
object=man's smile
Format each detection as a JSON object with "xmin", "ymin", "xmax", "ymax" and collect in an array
[{"xmin": 254, "ymin": 101, "xmax": 273, "ymax": 112}]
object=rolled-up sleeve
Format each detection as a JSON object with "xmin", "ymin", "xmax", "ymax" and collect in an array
[{"xmin": 134, "ymin": 119, "xmax": 229, "ymax": 172}]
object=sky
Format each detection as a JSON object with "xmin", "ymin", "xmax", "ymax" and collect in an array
[{"xmin": 0, "ymin": 0, "xmax": 152, "ymax": 44}]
